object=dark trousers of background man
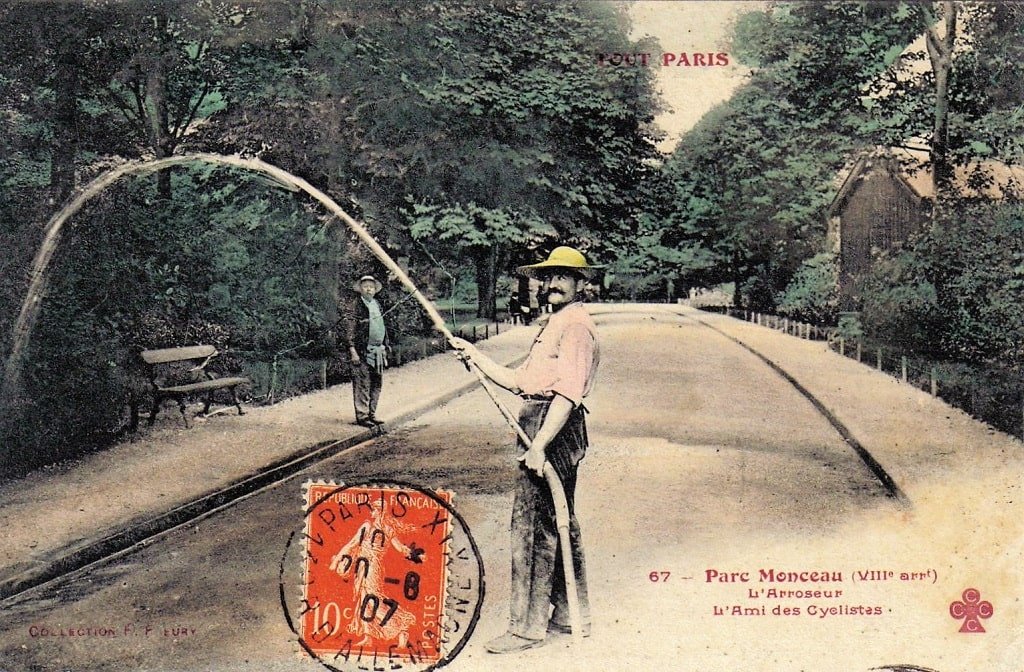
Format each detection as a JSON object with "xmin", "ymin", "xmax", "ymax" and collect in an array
[
  {"xmin": 351, "ymin": 359, "xmax": 382, "ymax": 422},
  {"xmin": 508, "ymin": 399, "xmax": 591, "ymax": 640}
]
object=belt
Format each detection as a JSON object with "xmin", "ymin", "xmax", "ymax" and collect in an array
[{"xmin": 520, "ymin": 395, "xmax": 590, "ymax": 415}]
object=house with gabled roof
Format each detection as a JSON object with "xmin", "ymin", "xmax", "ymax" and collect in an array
[
  {"xmin": 826, "ymin": 149, "xmax": 927, "ymax": 306},
  {"xmin": 826, "ymin": 146, "xmax": 1024, "ymax": 308}
]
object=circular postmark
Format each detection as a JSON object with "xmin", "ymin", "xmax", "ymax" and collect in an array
[{"xmin": 279, "ymin": 479, "xmax": 484, "ymax": 672}]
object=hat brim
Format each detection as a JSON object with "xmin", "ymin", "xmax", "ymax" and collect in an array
[
  {"xmin": 516, "ymin": 260, "xmax": 600, "ymax": 280},
  {"xmin": 353, "ymin": 277, "xmax": 383, "ymax": 293}
]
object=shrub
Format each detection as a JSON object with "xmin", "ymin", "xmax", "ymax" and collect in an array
[{"xmin": 776, "ymin": 253, "xmax": 839, "ymax": 324}]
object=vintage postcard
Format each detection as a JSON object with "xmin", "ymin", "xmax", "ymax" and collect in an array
[{"xmin": 0, "ymin": 2, "xmax": 1021, "ymax": 671}]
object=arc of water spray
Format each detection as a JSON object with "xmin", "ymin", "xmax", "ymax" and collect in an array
[
  {"xmin": 5, "ymin": 153, "xmax": 486, "ymax": 409},
  {"xmin": 2, "ymin": 152, "xmax": 584, "ymax": 644}
]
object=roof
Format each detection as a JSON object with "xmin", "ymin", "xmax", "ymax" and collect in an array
[
  {"xmin": 892, "ymin": 147, "xmax": 1024, "ymax": 200},
  {"xmin": 827, "ymin": 149, "xmax": 923, "ymax": 217},
  {"xmin": 829, "ymin": 147, "xmax": 1024, "ymax": 217}
]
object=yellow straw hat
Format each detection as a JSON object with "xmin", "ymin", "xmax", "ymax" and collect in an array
[{"xmin": 517, "ymin": 246, "xmax": 598, "ymax": 279}]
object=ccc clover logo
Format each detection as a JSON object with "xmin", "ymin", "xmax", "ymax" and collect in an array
[{"xmin": 949, "ymin": 588, "xmax": 993, "ymax": 633}]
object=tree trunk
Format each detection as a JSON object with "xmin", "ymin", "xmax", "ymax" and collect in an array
[
  {"xmin": 321, "ymin": 221, "xmax": 347, "ymax": 356},
  {"xmin": 146, "ymin": 11, "xmax": 173, "ymax": 200},
  {"xmin": 925, "ymin": 1, "xmax": 957, "ymax": 199},
  {"xmin": 50, "ymin": 45, "xmax": 79, "ymax": 203},
  {"xmin": 732, "ymin": 250, "xmax": 743, "ymax": 308},
  {"xmin": 472, "ymin": 246, "xmax": 498, "ymax": 320}
]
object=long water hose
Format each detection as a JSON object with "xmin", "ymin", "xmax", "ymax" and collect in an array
[
  {"xmin": 280, "ymin": 163, "xmax": 585, "ymax": 645},
  {"xmin": 323, "ymin": 178, "xmax": 586, "ymax": 646},
  {"xmin": 4, "ymin": 152, "xmax": 584, "ymax": 644}
]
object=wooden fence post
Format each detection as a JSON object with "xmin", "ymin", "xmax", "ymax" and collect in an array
[
  {"xmin": 901, "ymin": 356, "xmax": 907, "ymax": 383},
  {"xmin": 320, "ymin": 360, "xmax": 328, "ymax": 389},
  {"xmin": 876, "ymin": 349, "xmax": 882, "ymax": 370},
  {"xmin": 856, "ymin": 342, "xmax": 862, "ymax": 362},
  {"xmin": 931, "ymin": 367, "xmax": 938, "ymax": 396},
  {"xmin": 839, "ymin": 337, "xmax": 845, "ymax": 356}
]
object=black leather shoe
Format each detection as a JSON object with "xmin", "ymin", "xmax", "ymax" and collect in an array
[{"xmin": 355, "ymin": 419, "xmax": 376, "ymax": 428}]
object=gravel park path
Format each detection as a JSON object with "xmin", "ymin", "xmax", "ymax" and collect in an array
[{"xmin": 0, "ymin": 305, "xmax": 1020, "ymax": 672}]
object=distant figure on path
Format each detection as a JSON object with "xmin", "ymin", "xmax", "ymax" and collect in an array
[{"xmin": 340, "ymin": 275, "xmax": 388, "ymax": 428}]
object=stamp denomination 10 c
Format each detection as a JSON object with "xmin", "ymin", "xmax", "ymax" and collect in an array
[{"xmin": 279, "ymin": 480, "xmax": 484, "ymax": 672}]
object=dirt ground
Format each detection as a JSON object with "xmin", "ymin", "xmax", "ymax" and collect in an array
[{"xmin": 0, "ymin": 308, "xmax": 1020, "ymax": 672}]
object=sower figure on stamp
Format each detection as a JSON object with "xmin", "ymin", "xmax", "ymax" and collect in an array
[
  {"xmin": 450, "ymin": 246, "xmax": 599, "ymax": 654},
  {"xmin": 341, "ymin": 274, "xmax": 389, "ymax": 428}
]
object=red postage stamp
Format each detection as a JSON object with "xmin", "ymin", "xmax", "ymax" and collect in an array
[{"xmin": 298, "ymin": 482, "xmax": 455, "ymax": 666}]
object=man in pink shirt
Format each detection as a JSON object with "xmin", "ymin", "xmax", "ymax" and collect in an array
[{"xmin": 450, "ymin": 246, "xmax": 599, "ymax": 654}]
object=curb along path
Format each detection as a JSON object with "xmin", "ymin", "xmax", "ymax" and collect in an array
[
  {"xmin": 0, "ymin": 326, "xmax": 536, "ymax": 602},
  {"xmin": 4, "ymin": 305, "xmax": 1021, "ymax": 603},
  {"xmin": 672, "ymin": 305, "xmax": 1023, "ymax": 510},
  {"xmin": 694, "ymin": 312, "xmax": 909, "ymax": 504}
]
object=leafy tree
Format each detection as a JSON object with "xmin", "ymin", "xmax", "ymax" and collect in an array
[
  {"xmin": 0, "ymin": 1, "xmax": 335, "ymax": 474},
  {"xmin": 4, "ymin": 163, "xmax": 339, "ymax": 475},
  {"xmin": 658, "ymin": 2, "xmax": 925, "ymax": 308},
  {"xmin": 661, "ymin": 1, "xmax": 1024, "ymax": 315},
  {"xmin": 857, "ymin": 198, "xmax": 1024, "ymax": 370},
  {"xmin": 731, "ymin": 1, "xmax": 923, "ymax": 138},
  {"xmin": 292, "ymin": 1, "xmax": 662, "ymax": 317},
  {"xmin": 863, "ymin": 2, "xmax": 1024, "ymax": 197}
]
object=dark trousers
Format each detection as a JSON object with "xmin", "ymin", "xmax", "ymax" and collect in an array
[
  {"xmin": 508, "ymin": 400, "xmax": 591, "ymax": 640},
  {"xmin": 351, "ymin": 359, "xmax": 382, "ymax": 421}
]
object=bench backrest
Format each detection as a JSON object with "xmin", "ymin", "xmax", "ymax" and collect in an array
[{"xmin": 141, "ymin": 345, "xmax": 217, "ymax": 365}]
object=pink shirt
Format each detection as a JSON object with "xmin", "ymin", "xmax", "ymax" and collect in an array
[{"xmin": 514, "ymin": 302, "xmax": 599, "ymax": 406}]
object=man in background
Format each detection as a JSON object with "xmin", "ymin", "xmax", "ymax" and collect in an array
[{"xmin": 341, "ymin": 274, "xmax": 388, "ymax": 427}]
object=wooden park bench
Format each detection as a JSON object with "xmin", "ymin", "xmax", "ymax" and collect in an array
[{"xmin": 140, "ymin": 345, "xmax": 249, "ymax": 428}]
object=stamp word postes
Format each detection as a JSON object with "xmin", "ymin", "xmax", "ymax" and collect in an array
[{"xmin": 279, "ymin": 481, "xmax": 484, "ymax": 672}]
